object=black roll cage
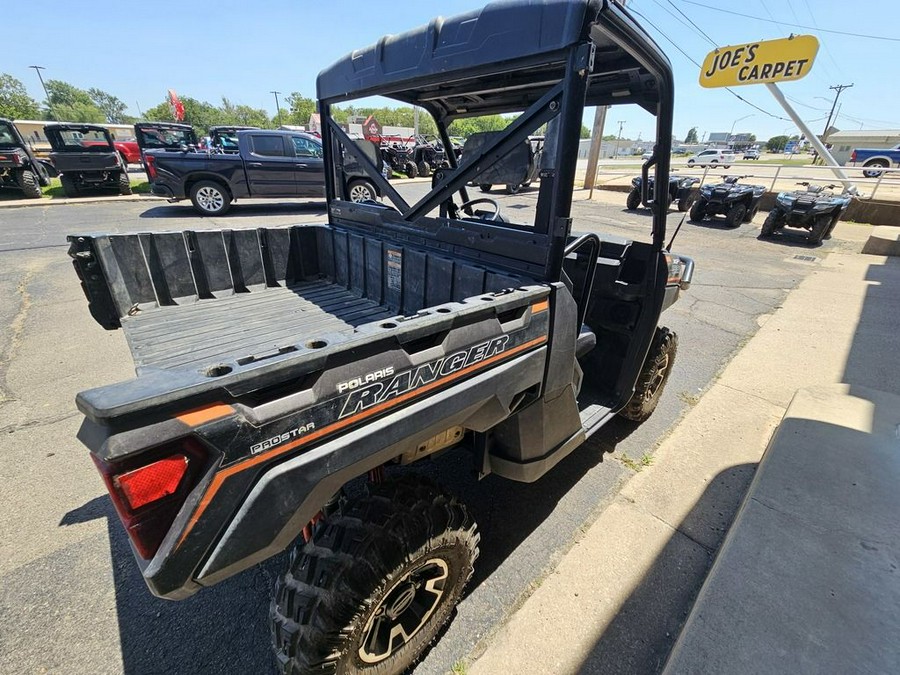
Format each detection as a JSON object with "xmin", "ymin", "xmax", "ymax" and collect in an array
[{"xmin": 317, "ymin": 0, "xmax": 674, "ymax": 283}]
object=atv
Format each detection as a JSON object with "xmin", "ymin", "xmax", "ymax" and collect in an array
[
  {"xmin": 0, "ymin": 118, "xmax": 52, "ymax": 199},
  {"xmin": 761, "ymin": 181, "xmax": 851, "ymax": 245},
  {"xmin": 627, "ymin": 174, "xmax": 699, "ymax": 212},
  {"xmin": 381, "ymin": 142, "xmax": 418, "ymax": 178},
  {"xmin": 689, "ymin": 175, "xmax": 765, "ymax": 227},
  {"xmin": 66, "ymin": 2, "xmax": 692, "ymax": 673},
  {"xmin": 410, "ymin": 136, "xmax": 444, "ymax": 177},
  {"xmin": 45, "ymin": 124, "xmax": 131, "ymax": 197}
]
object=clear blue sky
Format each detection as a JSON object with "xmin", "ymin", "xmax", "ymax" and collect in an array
[{"xmin": 6, "ymin": 0, "xmax": 898, "ymax": 142}]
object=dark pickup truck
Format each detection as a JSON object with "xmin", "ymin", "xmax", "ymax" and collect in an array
[
  {"xmin": 145, "ymin": 129, "xmax": 381, "ymax": 215},
  {"xmin": 68, "ymin": 1, "xmax": 692, "ymax": 672}
]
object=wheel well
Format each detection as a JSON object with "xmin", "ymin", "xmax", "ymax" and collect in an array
[
  {"xmin": 185, "ymin": 175, "xmax": 231, "ymax": 198},
  {"xmin": 862, "ymin": 156, "xmax": 890, "ymax": 166}
]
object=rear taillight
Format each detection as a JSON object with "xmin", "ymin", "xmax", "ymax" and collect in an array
[
  {"xmin": 145, "ymin": 153, "xmax": 157, "ymax": 180},
  {"xmin": 94, "ymin": 439, "xmax": 207, "ymax": 559},
  {"xmin": 850, "ymin": 150, "xmax": 857, "ymax": 162}
]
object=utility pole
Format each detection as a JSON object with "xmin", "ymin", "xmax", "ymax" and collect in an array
[
  {"xmin": 270, "ymin": 90, "xmax": 283, "ymax": 124},
  {"xmin": 29, "ymin": 66, "xmax": 53, "ymax": 118},
  {"xmin": 613, "ymin": 120, "xmax": 625, "ymax": 159},
  {"xmin": 822, "ymin": 83, "xmax": 852, "ymax": 140}
]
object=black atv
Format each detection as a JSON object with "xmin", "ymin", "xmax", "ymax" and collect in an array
[
  {"xmin": 689, "ymin": 175, "xmax": 765, "ymax": 227},
  {"xmin": 410, "ymin": 136, "xmax": 445, "ymax": 177},
  {"xmin": 45, "ymin": 124, "xmax": 131, "ymax": 198},
  {"xmin": 381, "ymin": 143, "xmax": 418, "ymax": 178},
  {"xmin": 0, "ymin": 118, "xmax": 51, "ymax": 199},
  {"xmin": 627, "ymin": 174, "xmax": 699, "ymax": 212},
  {"xmin": 761, "ymin": 182, "xmax": 852, "ymax": 245}
]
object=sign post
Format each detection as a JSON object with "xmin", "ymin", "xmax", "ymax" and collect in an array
[{"xmin": 699, "ymin": 35, "xmax": 856, "ymax": 194}]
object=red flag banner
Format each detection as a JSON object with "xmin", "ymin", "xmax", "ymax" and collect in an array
[{"xmin": 167, "ymin": 89, "xmax": 185, "ymax": 121}]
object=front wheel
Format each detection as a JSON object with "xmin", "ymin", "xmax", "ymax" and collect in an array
[
  {"xmin": 271, "ymin": 476, "xmax": 479, "ymax": 675},
  {"xmin": 760, "ymin": 209, "xmax": 784, "ymax": 237},
  {"xmin": 505, "ymin": 183, "xmax": 521, "ymax": 195},
  {"xmin": 118, "ymin": 172, "xmax": 132, "ymax": 195},
  {"xmin": 677, "ymin": 190, "xmax": 695, "ymax": 212},
  {"xmin": 17, "ymin": 169, "xmax": 42, "ymax": 198},
  {"xmin": 417, "ymin": 161, "xmax": 431, "ymax": 178},
  {"xmin": 404, "ymin": 161, "xmax": 418, "ymax": 179},
  {"xmin": 689, "ymin": 198, "xmax": 706, "ymax": 222},
  {"xmin": 619, "ymin": 326, "xmax": 677, "ymax": 423},
  {"xmin": 189, "ymin": 180, "xmax": 231, "ymax": 216},
  {"xmin": 625, "ymin": 188, "xmax": 641, "ymax": 210},
  {"xmin": 808, "ymin": 214, "xmax": 831, "ymax": 245},
  {"xmin": 478, "ymin": 183, "xmax": 492, "ymax": 193},
  {"xmin": 743, "ymin": 203, "xmax": 760, "ymax": 223},
  {"xmin": 725, "ymin": 202, "xmax": 747, "ymax": 228},
  {"xmin": 348, "ymin": 178, "xmax": 377, "ymax": 203}
]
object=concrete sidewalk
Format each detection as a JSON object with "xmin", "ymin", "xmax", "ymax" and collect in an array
[{"xmin": 468, "ymin": 225, "xmax": 900, "ymax": 673}]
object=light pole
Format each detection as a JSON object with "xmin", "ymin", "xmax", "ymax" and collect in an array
[
  {"xmin": 29, "ymin": 65, "xmax": 53, "ymax": 118},
  {"xmin": 613, "ymin": 120, "xmax": 625, "ymax": 158},
  {"xmin": 727, "ymin": 113, "xmax": 754, "ymax": 149},
  {"xmin": 270, "ymin": 90, "xmax": 283, "ymax": 124}
]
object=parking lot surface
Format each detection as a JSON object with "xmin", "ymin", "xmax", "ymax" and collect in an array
[{"xmin": 0, "ymin": 186, "xmax": 859, "ymax": 673}]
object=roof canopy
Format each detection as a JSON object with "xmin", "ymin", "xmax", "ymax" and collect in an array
[{"xmin": 317, "ymin": 0, "xmax": 671, "ymax": 119}]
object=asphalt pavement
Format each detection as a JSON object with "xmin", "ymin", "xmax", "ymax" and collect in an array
[{"xmin": 0, "ymin": 186, "xmax": 861, "ymax": 674}]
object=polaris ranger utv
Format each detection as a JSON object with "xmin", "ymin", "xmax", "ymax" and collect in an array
[
  {"xmin": 46, "ymin": 123, "xmax": 131, "ymax": 197},
  {"xmin": 67, "ymin": 1, "xmax": 691, "ymax": 672},
  {"xmin": 0, "ymin": 118, "xmax": 51, "ymax": 198}
]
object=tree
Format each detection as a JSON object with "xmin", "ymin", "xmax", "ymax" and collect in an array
[
  {"xmin": 580, "ymin": 124, "xmax": 591, "ymax": 139},
  {"xmin": 286, "ymin": 92, "xmax": 317, "ymax": 127},
  {"xmin": 448, "ymin": 114, "xmax": 511, "ymax": 137},
  {"xmin": 0, "ymin": 73, "xmax": 40, "ymax": 119},
  {"xmin": 44, "ymin": 80, "xmax": 105, "ymax": 122},
  {"xmin": 684, "ymin": 126, "xmax": 698, "ymax": 144},
  {"xmin": 88, "ymin": 88, "xmax": 128, "ymax": 123},
  {"xmin": 766, "ymin": 135, "xmax": 789, "ymax": 153},
  {"xmin": 220, "ymin": 97, "xmax": 272, "ymax": 128},
  {"xmin": 144, "ymin": 96, "xmax": 226, "ymax": 134}
]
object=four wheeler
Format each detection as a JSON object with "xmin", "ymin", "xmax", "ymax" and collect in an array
[
  {"xmin": 66, "ymin": 2, "xmax": 692, "ymax": 673},
  {"xmin": 761, "ymin": 182, "xmax": 852, "ymax": 245},
  {"xmin": 45, "ymin": 124, "xmax": 131, "ymax": 198},
  {"xmin": 689, "ymin": 175, "xmax": 765, "ymax": 227},
  {"xmin": 381, "ymin": 143, "xmax": 418, "ymax": 178},
  {"xmin": 0, "ymin": 118, "xmax": 51, "ymax": 198},
  {"xmin": 410, "ymin": 136, "xmax": 445, "ymax": 177},
  {"xmin": 472, "ymin": 134, "xmax": 544, "ymax": 194},
  {"xmin": 627, "ymin": 174, "xmax": 699, "ymax": 212}
]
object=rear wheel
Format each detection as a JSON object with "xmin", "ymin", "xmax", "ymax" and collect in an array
[
  {"xmin": 404, "ymin": 161, "xmax": 418, "ymax": 179},
  {"xmin": 17, "ymin": 169, "xmax": 42, "ymax": 198},
  {"xmin": 619, "ymin": 326, "xmax": 677, "ymax": 423},
  {"xmin": 677, "ymin": 190, "xmax": 694, "ymax": 212},
  {"xmin": 689, "ymin": 198, "xmax": 706, "ymax": 222},
  {"xmin": 189, "ymin": 180, "xmax": 231, "ymax": 216},
  {"xmin": 862, "ymin": 159, "xmax": 889, "ymax": 178},
  {"xmin": 271, "ymin": 476, "xmax": 479, "ymax": 675},
  {"xmin": 479, "ymin": 183, "xmax": 492, "ymax": 193},
  {"xmin": 725, "ymin": 202, "xmax": 746, "ymax": 228},
  {"xmin": 118, "ymin": 172, "xmax": 132, "ymax": 195},
  {"xmin": 743, "ymin": 203, "xmax": 760, "ymax": 223},
  {"xmin": 808, "ymin": 214, "xmax": 831, "ymax": 245},
  {"xmin": 505, "ymin": 183, "xmax": 521, "ymax": 195},
  {"xmin": 348, "ymin": 178, "xmax": 377, "ymax": 203},
  {"xmin": 626, "ymin": 188, "xmax": 641, "ymax": 210},
  {"xmin": 59, "ymin": 175, "xmax": 80, "ymax": 198},
  {"xmin": 417, "ymin": 161, "xmax": 431, "ymax": 178},
  {"xmin": 824, "ymin": 210, "xmax": 842, "ymax": 240},
  {"xmin": 760, "ymin": 209, "xmax": 784, "ymax": 237}
]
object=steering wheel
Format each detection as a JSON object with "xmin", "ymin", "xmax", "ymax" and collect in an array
[{"xmin": 459, "ymin": 197, "xmax": 501, "ymax": 221}]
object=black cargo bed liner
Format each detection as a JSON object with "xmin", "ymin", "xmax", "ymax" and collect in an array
[{"xmin": 123, "ymin": 280, "xmax": 394, "ymax": 372}]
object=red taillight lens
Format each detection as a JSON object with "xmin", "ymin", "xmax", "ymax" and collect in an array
[
  {"xmin": 145, "ymin": 153, "xmax": 157, "ymax": 180},
  {"xmin": 850, "ymin": 150, "xmax": 857, "ymax": 162},
  {"xmin": 116, "ymin": 456, "xmax": 188, "ymax": 510},
  {"xmin": 94, "ymin": 439, "xmax": 207, "ymax": 559}
]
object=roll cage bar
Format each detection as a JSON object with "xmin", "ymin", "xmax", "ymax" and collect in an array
[{"xmin": 316, "ymin": 0, "xmax": 674, "ymax": 282}]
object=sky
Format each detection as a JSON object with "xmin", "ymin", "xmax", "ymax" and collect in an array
[{"xmin": 6, "ymin": 0, "xmax": 899, "ymax": 143}]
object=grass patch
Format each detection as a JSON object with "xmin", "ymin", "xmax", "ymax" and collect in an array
[
  {"xmin": 41, "ymin": 177, "xmax": 150, "ymax": 198},
  {"xmin": 620, "ymin": 452, "xmax": 654, "ymax": 472},
  {"xmin": 678, "ymin": 391, "xmax": 701, "ymax": 406},
  {"xmin": 451, "ymin": 660, "xmax": 468, "ymax": 675}
]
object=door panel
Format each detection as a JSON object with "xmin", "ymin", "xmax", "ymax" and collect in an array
[
  {"xmin": 245, "ymin": 135, "xmax": 296, "ymax": 196},
  {"xmin": 290, "ymin": 136, "xmax": 326, "ymax": 198}
]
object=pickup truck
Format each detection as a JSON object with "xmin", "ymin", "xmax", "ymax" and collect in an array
[
  {"xmin": 145, "ymin": 128, "xmax": 381, "ymax": 215},
  {"xmin": 67, "ymin": 1, "xmax": 692, "ymax": 672},
  {"xmin": 850, "ymin": 143, "xmax": 900, "ymax": 177}
]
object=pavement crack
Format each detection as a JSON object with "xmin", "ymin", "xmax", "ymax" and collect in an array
[
  {"xmin": 0, "ymin": 411, "xmax": 80, "ymax": 435},
  {"xmin": 750, "ymin": 496, "xmax": 891, "ymax": 546},
  {"xmin": 0, "ymin": 268, "xmax": 36, "ymax": 407},
  {"xmin": 716, "ymin": 382, "xmax": 785, "ymax": 409},
  {"xmin": 638, "ymin": 507, "xmax": 715, "ymax": 555}
]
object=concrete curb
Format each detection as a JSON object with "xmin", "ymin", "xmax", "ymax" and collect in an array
[
  {"xmin": 862, "ymin": 225, "xmax": 900, "ymax": 256},
  {"xmin": 0, "ymin": 194, "xmax": 157, "ymax": 209}
]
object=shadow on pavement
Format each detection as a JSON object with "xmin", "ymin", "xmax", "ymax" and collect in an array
[
  {"xmin": 575, "ymin": 462, "xmax": 758, "ymax": 674},
  {"xmin": 138, "ymin": 202, "xmax": 327, "ymax": 219}
]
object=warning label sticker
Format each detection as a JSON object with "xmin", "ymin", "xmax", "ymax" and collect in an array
[{"xmin": 387, "ymin": 248, "xmax": 402, "ymax": 292}]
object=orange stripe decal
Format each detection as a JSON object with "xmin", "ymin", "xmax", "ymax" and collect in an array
[
  {"xmin": 177, "ymin": 334, "xmax": 548, "ymax": 546},
  {"xmin": 531, "ymin": 299, "xmax": 550, "ymax": 314},
  {"xmin": 175, "ymin": 403, "xmax": 235, "ymax": 427}
]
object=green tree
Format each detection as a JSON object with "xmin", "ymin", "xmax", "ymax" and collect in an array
[
  {"xmin": 87, "ymin": 88, "xmax": 128, "ymax": 123},
  {"xmin": 766, "ymin": 135, "xmax": 789, "ymax": 153},
  {"xmin": 448, "ymin": 114, "xmax": 510, "ymax": 137},
  {"xmin": 144, "ymin": 96, "xmax": 226, "ymax": 134},
  {"xmin": 0, "ymin": 73, "xmax": 40, "ymax": 119},
  {"xmin": 580, "ymin": 124, "xmax": 591, "ymax": 139},
  {"xmin": 220, "ymin": 97, "xmax": 272, "ymax": 127},
  {"xmin": 286, "ymin": 92, "xmax": 317, "ymax": 127},
  {"xmin": 44, "ymin": 80, "xmax": 105, "ymax": 122},
  {"xmin": 684, "ymin": 126, "xmax": 698, "ymax": 144}
]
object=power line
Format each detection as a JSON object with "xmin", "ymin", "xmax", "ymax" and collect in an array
[
  {"xmin": 663, "ymin": 0, "xmax": 717, "ymax": 47},
  {"xmin": 630, "ymin": 7, "xmax": 790, "ymax": 121},
  {"xmin": 682, "ymin": 1, "xmax": 900, "ymax": 42}
]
